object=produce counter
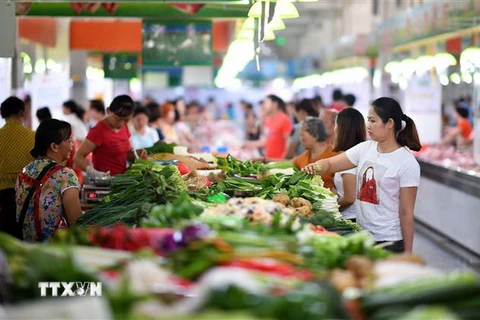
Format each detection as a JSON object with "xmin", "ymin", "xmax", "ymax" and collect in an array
[
  {"xmin": 415, "ymin": 157, "xmax": 480, "ymax": 256},
  {"xmin": 2, "ymin": 148, "xmax": 480, "ymax": 319}
]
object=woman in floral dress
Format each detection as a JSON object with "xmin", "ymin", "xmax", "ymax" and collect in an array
[{"xmin": 16, "ymin": 119, "xmax": 81, "ymax": 242}]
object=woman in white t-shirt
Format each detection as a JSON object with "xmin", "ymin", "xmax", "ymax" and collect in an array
[
  {"xmin": 62, "ymin": 100, "xmax": 88, "ymax": 143},
  {"xmin": 332, "ymin": 108, "xmax": 366, "ymax": 222},
  {"xmin": 129, "ymin": 107, "xmax": 160, "ymax": 150},
  {"xmin": 303, "ymin": 97, "xmax": 421, "ymax": 253}
]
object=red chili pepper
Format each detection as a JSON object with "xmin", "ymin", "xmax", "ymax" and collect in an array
[
  {"xmin": 177, "ymin": 163, "xmax": 191, "ymax": 175},
  {"xmin": 311, "ymin": 225, "xmax": 326, "ymax": 232},
  {"xmin": 221, "ymin": 259, "xmax": 312, "ymax": 280},
  {"xmin": 204, "ymin": 177, "xmax": 212, "ymax": 187}
]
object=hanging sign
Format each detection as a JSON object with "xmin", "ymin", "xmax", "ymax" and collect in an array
[
  {"xmin": 142, "ymin": 21, "xmax": 212, "ymax": 67},
  {"xmin": 31, "ymin": 73, "xmax": 70, "ymax": 129},
  {"xmin": 103, "ymin": 53, "xmax": 138, "ymax": 79},
  {"xmin": 404, "ymin": 74, "xmax": 442, "ymax": 143}
]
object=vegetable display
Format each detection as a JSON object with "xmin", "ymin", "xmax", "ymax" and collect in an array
[{"xmin": 1, "ymin": 155, "xmax": 478, "ymax": 320}]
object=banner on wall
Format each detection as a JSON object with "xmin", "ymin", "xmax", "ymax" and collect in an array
[
  {"xmin": 31, "ymin": 72, "xmax": 70, "ymax": 129},
  {"xmin": 404, "ymin": 74, "xmax": 442, "ymax": 143},
  {"xmin": 404, "ymin": 75, "xmax": 441, "ymax": 113}
]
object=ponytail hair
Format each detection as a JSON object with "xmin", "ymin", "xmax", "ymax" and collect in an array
[
  {"xmin": 398, "ymin": 113, "xmax": 421, "ymax": 151},
  {"xmin": 371, "ymin": 97, "xmax": 421, "ymax": 151},
  {"xmin": 63, "ymin": 100, "xmax": 85, "ymax": 121}
]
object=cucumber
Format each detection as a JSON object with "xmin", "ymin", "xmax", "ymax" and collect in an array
[
  {"xmin": 369, "ymin": 306, "xmax": 414, "ymax": 320},
  {"xmin": 362, "ymin": 283, "xmax": 480, "ymax": 314}
]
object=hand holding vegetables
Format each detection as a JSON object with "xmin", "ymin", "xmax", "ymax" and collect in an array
[
  {"xmin": 136, "ymin": 149, "xmax": 148, "ymax": 159},
  {"xmin": 301, "ymin": 162, "xmax": 322, "ymax": 175}
]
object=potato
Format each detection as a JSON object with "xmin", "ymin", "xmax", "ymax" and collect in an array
[
  {"xmin": 291, "ymin": 197, "xmax": 312, "ymax": 208},
  {"xmin": 330, "ymin": 269, "xmax": 357, "ymax": 292},
  {"xmin": 272, "ymin": 193, "xmax": 290, "ymax": 206},
  {"xmin": 293, "ymin": 206, "xmax": 313, "ymax": 218},
  {"xmin": 345, "ymin": 255, "xmax": 373, "ymax": 278}
]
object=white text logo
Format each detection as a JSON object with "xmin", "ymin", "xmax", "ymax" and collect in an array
[{"xmin": 38, "ymin": 282, "xmax": 102, "ymax": 297}]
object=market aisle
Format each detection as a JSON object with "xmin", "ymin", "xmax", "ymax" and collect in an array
[{"xmin": 413, "ymin": 222, "xmax": 480, "ymax": 275}]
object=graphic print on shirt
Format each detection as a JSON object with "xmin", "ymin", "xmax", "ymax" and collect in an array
[{"xmin": 357, "ymin": 161, "xmax": 386, "ymax": 205}]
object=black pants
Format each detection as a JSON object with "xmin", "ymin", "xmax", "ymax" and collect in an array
[
  {"xmin": 0, "ymin": 188, "xmax": 18, "ymax": 237},
  {"xmin": 376, "ymin": 240, "xmax": 405, "ymax": 254}
]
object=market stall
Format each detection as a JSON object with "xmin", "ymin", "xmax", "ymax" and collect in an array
[{"xmin": 1, "ymin": 146, "xmax": 480, "ymax": 319}]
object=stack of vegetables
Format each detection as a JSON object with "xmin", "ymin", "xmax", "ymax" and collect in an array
[{"xmin": 77, "ymin": 163, "xmax": 188, "ymax": 227}]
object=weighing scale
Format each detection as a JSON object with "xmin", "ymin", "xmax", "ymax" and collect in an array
[{"xmin": 80, "ymin": 176, "xmax": 112, "ymax": 209}]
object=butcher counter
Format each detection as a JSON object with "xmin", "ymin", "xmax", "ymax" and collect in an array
[{"xmin": 415, "ymin": 158, "xmax": 480, "ymax": 258}]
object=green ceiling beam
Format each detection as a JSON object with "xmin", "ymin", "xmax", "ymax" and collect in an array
[
  {"xmin": 16, "ymin": 0, "xmax": 248, "ymax": 3},
  {"xmin": 22, "ymin": 3, "xmax": 249, "ymax": 19}
]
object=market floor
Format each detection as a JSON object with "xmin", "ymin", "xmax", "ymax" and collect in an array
[{"xmin": 413, "ymin": 221, "xmax": 480, "ymax": 275}]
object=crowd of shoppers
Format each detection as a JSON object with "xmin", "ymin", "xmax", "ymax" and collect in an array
[{"xmin": 0, "ymin": 89, "xmax": 426, "ymax": 254}]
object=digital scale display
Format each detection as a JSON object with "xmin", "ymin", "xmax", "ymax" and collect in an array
[{"xmin": 81, "ymin": 185, "xmax": 110, "ymax": 203}]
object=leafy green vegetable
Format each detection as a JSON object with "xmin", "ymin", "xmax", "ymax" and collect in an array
[
  {"xmin": 214, "ymin": 177, "xmax": 263, "ymax": 196},
  {"xmin": 140, "ymin": 193, "xmax": 203, "ymax": 228},
  {"xmin": 205, "ymin": 282, "xmax": 346, "ymax": 320},
  {"xmin": 395, "ymin": 306, "xmax": 460, "ymax": 320},
  {"xmin": 330, "ymin": 219, "xmax": 361, "ymax": 232},
  {"xmin": 216, "ymin": 155, "xmax": 264, "ymax": 176},
  {"xmin": 145, "ymin": 141, "xmax": 177, "ymax": 154},
  {"xmin": 299, "ymin": 231, "xmax": 391, "ymax": 271}
]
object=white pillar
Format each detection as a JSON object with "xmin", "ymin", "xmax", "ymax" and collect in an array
[{"xmin": 70, "ymin": 50, "xmax": 89, "ymax": 108}]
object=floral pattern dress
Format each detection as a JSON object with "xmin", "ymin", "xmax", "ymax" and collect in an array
[{"xmin": 15, "ymin": 158, "xmax": 80, "ymax": 242}]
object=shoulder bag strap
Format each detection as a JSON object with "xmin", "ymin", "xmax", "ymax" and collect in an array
[
  {"xmin": 17, "ymin": 162, "xmax": 58, "ymax": 240},
  {"xmin": 32, "ymin": 165, "xmax": 63, "ymax": 242}
]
